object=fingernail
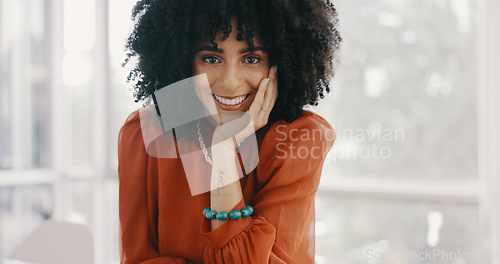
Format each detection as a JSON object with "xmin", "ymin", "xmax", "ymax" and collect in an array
[{"xmin": 273, "ymin": 66, "xmax": 278, "ymax": 74}]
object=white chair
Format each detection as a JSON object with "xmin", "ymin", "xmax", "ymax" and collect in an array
[{"xmin": 8, "ymin": 220, "xmax": 94, "ymax": 264}]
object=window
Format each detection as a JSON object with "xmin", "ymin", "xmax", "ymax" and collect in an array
[
  {"xmin": 0, "ymin": 0, "xmax": 54, "ymax": 256},
  {"xmin": 313, "ymin": 0, "xmax": 497, "ymax": 262},
  {"xmin": 0, "ymin": 0, "xmax": 52, "ymax": 169}
]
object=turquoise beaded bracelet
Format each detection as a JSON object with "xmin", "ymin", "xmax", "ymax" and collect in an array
[{"xmin": 203, "ymin": 205, "xmax": 254, "ymax": 221}]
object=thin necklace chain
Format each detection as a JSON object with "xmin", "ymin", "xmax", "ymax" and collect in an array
[{"xmin": 196, "ymin": 121, "xmax": 213, "ymax": 165}]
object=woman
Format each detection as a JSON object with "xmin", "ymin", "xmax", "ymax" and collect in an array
[{"xmin": 118, "ymin": 0, "xmax": 341, "ymax": 263}]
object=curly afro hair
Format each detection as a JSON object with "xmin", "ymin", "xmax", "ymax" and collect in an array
[{"xmin": 124, "ymin": 0, "xmax": 342, "ymax": 123}]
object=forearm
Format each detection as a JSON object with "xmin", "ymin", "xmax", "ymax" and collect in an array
[{"xmin": 209, "ymin": 134, "xmax": 244, "ymax": 230}]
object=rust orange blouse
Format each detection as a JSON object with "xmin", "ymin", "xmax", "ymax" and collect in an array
[{"xmin": 118, "ymin": 109, "xmax": 335, "ymax": 264}]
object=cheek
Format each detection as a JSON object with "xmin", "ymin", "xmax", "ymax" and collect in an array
[
  {"xmin": 193, "ymin": 64, "xmax": 217, "ymax": 86},
  {"xmin": 244, "ymin": 68, "xmax": 268, "ymax": 89},
  {"xmin": 205, "ymin": 72, "xmax": 219, "ymax": 88}
]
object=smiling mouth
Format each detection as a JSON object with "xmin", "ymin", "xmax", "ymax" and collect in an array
[{"xmin": 212, "ymin": 93, "xmax": 250, "ymax": 106}]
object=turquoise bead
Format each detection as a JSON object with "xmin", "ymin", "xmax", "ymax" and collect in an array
[
  {"xmin": 205, "ymin": 210, "xmax": 216, "ymax": 219},
  {"xmin": 203, "ymin": 207, "xmax": 210, "ymax": 216},
  {"xmin": 241, "ymin": 208, "xmax": 251, "ymax": 217},
  {"xmin": 229, "ymin": 210, "xmax": 242, "ymax": 220},
  {"xmin": 216, "ymin": 211, "xmax": 228, "ymax": 221},
  {"xmin": 245, "ymin": 205, "xmax": 254, "ymax": 215}
]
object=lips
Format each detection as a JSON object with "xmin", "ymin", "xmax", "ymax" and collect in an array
[{"xmin": 212, "ymin": 93, "xmax": 250, "ymax": 111}]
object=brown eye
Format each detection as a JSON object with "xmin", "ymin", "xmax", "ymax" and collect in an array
[
  {"xmin": 244, "ymin": 56, "xmax": 261, "ymax": 64},
  {"xmin": 202, "ymin": 56, "xmax": 221, "ymax": 64}
]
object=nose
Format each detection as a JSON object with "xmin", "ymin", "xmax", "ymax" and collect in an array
[{"xmin": 217, "ymin": 63, "xmax": 244, "ymax": 93}]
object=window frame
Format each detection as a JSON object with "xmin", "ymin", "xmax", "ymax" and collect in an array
[
  {"xmin": 1, "ymin": 0, "xmax": 499, "ymax": 263},
  {"xmin": 476, "ymin": 0, "xmax": 500, "ymax": 258}
]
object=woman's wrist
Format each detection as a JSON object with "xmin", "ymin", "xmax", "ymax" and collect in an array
[
  {"xmin": 209, "ymin": 180, "xmax": 243, "ymax": 230},
  {"xmin": 210, "ymin": 180, "xmax": 242, "ymax": 209},
  {"xmin": 212, "ymin": 114, "xmax": 256, "ymax": 149}
]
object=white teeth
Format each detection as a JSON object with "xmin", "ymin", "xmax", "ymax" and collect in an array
[{"xmin": 214, "ymin": 94, "xmax": 247, "ymax": 106}]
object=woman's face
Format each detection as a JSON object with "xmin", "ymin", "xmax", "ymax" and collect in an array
[{"xmin": 193, "ymin": 19, "xmax": 270, "ymax": 123}]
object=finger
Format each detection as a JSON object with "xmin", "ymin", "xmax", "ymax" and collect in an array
[
  {"xmin": 249, "ymin": 78, "xmax": 270, "ymax": 117},
  {"xmin": 259, "ymin": 66, "xmax": 278, "ymax": 118},
  {"xmin": 267, "ymin": 66, "xmax": 278, "ymax": 104},
  {"xmin": 271, "ymin": 68, "xmax": 278, "ymax": 103}
]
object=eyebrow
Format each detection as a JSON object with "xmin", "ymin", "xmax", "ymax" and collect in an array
[{"xmin": 195, "ymin": 46, "xmax": 267, "ymax": 54}]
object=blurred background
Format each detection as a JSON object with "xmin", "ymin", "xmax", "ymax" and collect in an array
[{"xmin": 1, "ymin": 0, "xmax": 499, "ymax": 263}]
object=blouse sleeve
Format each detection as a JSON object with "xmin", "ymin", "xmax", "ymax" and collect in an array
[
  {"xmin": 118, "ymin": 112, "xmax": 190, "ymax": 264},
  {"xmin": 200, "ymin": 112, "xmax": 335, "ymax": 264}
]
